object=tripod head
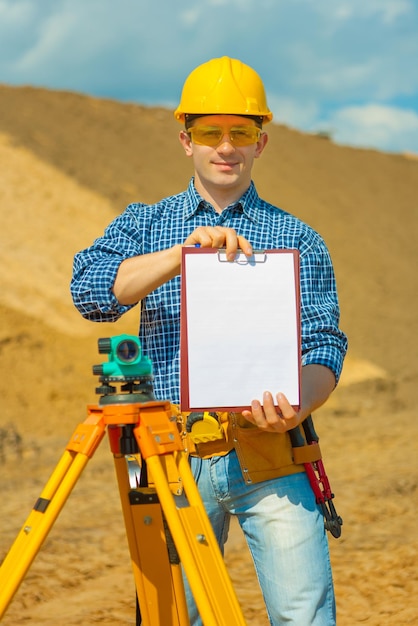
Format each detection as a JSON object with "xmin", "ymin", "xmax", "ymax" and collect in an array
[{"xmin": 93, "ymin": 334, "xmax": 155, "ymax": 405}]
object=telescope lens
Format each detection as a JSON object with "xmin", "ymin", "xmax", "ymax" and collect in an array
[{"xmin": 116, "ymin": 339, "xmax": 139, "ymax": 363}]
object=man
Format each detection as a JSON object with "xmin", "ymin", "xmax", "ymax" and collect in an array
[{"xmin": 71, "ymin": 56, "xmax": 347, "ymax": 625}]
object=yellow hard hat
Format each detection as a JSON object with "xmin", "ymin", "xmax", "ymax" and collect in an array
[{"xmin": 174, "ymin": 56, "xmax": 273, "ymax": 125}]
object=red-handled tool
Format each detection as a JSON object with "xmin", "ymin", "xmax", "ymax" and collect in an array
[{"xmin": 289, "ymin": 415, "xmax": 343, "ymax": 538}]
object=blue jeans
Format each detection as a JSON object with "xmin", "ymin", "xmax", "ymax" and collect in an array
[{"xmin": 184, "ymin": 450, "xmax": 336, "ymax": 626}]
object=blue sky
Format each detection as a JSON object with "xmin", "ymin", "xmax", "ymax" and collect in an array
[{"xmin": 1, "ymin": 0, "xmax": 418, "ymax": 154}]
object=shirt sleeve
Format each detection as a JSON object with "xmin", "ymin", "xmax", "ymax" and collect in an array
[
  {"xmin": 70, "ymin": 205, "xmax": 143, "ymax": 322},
  {"xmin": 299, "ymin": 231, "xmax": 348, "ymax": 384}
]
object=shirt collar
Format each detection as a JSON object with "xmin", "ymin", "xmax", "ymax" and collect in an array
[
  {"xmin": 184, "ymin": 179, "xmax": 261, "ymax": 223},
  {"xmin": 183, "ymin": 179, "xmax": 205, "ymax": 219}
]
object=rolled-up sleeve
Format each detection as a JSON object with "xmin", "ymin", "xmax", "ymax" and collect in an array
[
  {"xmin": 299, "ymin": 235, "xmax": 348, "ymax": 384},
  {"xmin": 70, "ymin": 205, "xmax": 143, "ymax": 322}
]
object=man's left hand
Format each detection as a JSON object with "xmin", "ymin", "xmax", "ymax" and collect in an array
[{"xmin": 241, "ymin": 391, "xmax": 301, "ymax": 433}]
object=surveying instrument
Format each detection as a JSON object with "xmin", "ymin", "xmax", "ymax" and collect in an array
[{"xmin": 0, "ymin": 334, "xmax": 247, "ymax": 625}]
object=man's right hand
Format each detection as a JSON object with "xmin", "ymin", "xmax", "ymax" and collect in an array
[
  {"xmin": 184, "ymin": 226, "xmax": 253, "ymax": 261},
  {"xmin": 114, "ymin": 226, "xmax": 253, "ymax": 305}
]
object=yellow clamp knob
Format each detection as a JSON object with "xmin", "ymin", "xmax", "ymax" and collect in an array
[{"xmin": 186, "ymin": 412, "xmax": 224, "ymax": 444}]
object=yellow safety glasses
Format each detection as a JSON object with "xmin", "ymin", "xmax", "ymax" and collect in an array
[{"xmin": 187, "ymin": 125, "xmax": 262, "ymax": 147}]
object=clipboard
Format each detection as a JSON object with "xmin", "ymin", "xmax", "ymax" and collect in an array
[{"xmin": 180, "ymin": 247, "xmax": 301, "ymax": 413}]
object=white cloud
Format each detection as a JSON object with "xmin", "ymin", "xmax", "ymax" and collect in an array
[
  {"xmin": 0, "ymin": 0, "xmax": 417, "ymax": 153},
  {"xmin": 179, "ymin": 8, "xmax": 201, "ymax": 26},
  {"xmin": 376, "ymin": 0, "xmax": 412, "ymax": 23},
  {"xmin": 268, "ymin": 96, "xmax": 320, "ymax": 131},
  {"xmin": 324, "ymin": 104, "xmax": 418, "ymax": 153},
  {"xmin": 310, "ymin": 0, "xmax": 413, "ymax": 24},
  {"xmin": 14, "ymin": 11, "xmax": 78, "ymax": 72}
]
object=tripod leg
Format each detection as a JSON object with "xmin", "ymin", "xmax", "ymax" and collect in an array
[
  {"xmin": 113, "ymin": 454, "xmax": 189, "ymax": 626},
  {"xmin": 146, "ymin": 452, "xmax": 246, "ymax": 626},
  {"xmin": 0, "ymin": 450, "xmax": 89, "ymax": 617},
  {"xmin": 0, "ymin": 418, "xmax": 105, "ymax": 619},
  {"xmin": 136, "ymin": 594, "xmax": 142, "ymax": 624}
]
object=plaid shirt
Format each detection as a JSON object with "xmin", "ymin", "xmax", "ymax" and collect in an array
[{"xmin": 71, "ymin": 180, "xmax": 347, "ymax": 403}]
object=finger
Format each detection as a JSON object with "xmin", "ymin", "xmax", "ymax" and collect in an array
[
  {"xmin": 275, "ymin": 392, "xmax": 296, "ymax": 420},
  {"xmin": 248, "ymin": 398, "xmax": 268, "ymax": 428},
  {"xmin": 184, "ymin": 227, "xmax": 209, "ymax": 247},
  {"xmin": 262, "ymin": 391, "xmax": 292, "ymax": 431},
  {"xmin": 185, "ymin": 227, "xmax": 251, "ymax": 261},
  {"xmin": 184, "ymin": 226, "xmax": 226, "ymax": 248},
  {"xmin": 237, "ymin": 235, "xmax": 253, "ymax": 257},
  {"xmin": 223, "ymin": 231, "xmax": 253, "ymax": 260},
  {"xmin": 210, "ymin": 226, "xmax": 234, "ymax": 249},
  {"xmin": 262, "ymin": 391, "xmax": 280, "ymax": 425},
  {"xmin": 247, "ymin": 395, "xmax": 284, "ymax": 432},
  {"xmin": 274, "ymin": 392, "xmax": 301, "ymax": 432},
  {"xmin": 223, "ymin": 229, "xmax": 240, "ymax": 260},
  {"xmin": 196, "ymin": 226, "xmax": 236, "ymax": 250}
]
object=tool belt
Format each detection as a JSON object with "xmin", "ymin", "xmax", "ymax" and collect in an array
[{"xmin": 172, "ymin": 406, "xmax": 322, "ymax": 485}]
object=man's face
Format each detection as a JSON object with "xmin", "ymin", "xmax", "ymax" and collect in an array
[{"xmin": 179, "ymin": 114, "xmax": 268, "ymax": 198}]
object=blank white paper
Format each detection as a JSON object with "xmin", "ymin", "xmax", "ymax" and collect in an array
[{"xmin": 181, "ymin": 250, "xmax": 300, "ymax": 411}]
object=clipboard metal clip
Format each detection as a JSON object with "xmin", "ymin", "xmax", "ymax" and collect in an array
[{"xmin": 217, "ymin": 249, "xmax": 267, "ymax": 265}]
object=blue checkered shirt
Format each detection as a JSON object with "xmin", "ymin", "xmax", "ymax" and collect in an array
[{"xmin": 71, "ymin": 180, "xmax": 347, "ymax": 403}]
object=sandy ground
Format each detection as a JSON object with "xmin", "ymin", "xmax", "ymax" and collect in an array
[
  {"xmin": 1, "ymin": 365, "xmax": 416, "ymax": 625},
  {"xmin": 0, "ymin": 85, "xmax": 417, "ymax": 624}
]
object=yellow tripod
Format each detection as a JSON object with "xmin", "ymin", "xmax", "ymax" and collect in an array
[{"xmin": 0, "ymin": 337, "xmax": 246, "ymax": 625}]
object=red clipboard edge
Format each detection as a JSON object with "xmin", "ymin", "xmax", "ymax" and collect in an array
[{"xmin": 180, "ymin": 247, "xmax": 301, "ymax": 414}]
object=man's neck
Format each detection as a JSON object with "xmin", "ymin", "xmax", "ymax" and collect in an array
[{"xmin": 194, "ymin": 178, "xmax": 249, "ymax": 214}]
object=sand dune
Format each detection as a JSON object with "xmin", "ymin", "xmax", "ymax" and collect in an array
[{"xmin": 0, "ymin": 84, "xmax": 417, "ymax": 624}]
